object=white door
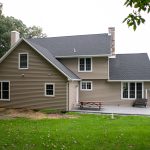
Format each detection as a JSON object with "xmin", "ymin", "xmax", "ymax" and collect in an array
[{"xmin": 76, "ymin": 86, "xmax": 79, "ymax": 104}]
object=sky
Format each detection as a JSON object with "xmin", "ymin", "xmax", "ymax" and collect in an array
[{"xmin": 1, "ymin": 0, "xmax": 150, "ymax": 55}]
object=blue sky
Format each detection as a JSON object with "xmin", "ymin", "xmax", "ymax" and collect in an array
[{"xmin": 1, "ymin": 0, "xmax": 150, "ymax": 56}]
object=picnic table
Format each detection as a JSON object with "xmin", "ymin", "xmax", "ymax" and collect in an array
[{"xmin": 79, "ymin": 101, "xmax": 103, "ymax": 110}]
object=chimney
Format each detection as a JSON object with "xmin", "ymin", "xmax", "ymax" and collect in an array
[
  {"xmin": 108, "ymin": 27, "xmax": 115, "ymax": 55},
  {"xmin": 11, "ymin": 31, "xmax": 20, "ymax": 47}
]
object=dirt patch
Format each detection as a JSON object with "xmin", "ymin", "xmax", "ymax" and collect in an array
[
  {"xmin": 0, "ymin": 108, "xmax": 77, "ymax": 120},
  {"xmin": 0, "ymin": 108, "xmax": 47, "ymax": 120}
]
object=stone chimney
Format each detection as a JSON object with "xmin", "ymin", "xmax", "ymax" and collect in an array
[
  {"xmin": 108, "ymin": 27, "xmax": 115, "ymax": 55},
  {"xmin": 11, "ymin": 31, "xmax": 20, "ymax": 47}
]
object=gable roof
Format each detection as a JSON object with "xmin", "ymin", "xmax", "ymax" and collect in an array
[
  {"xmin": 26, "ymin": 33, "xmax": 111, "ymax": 57},
  {"xmin": 109, "ymin": 53, "xmax": 150, "ymax": 81},
  {"xmin": 0, "ymin": 38, "xmax": 80, "ymax": 81}
]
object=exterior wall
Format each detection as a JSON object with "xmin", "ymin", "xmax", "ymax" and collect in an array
[
  {"xmin": 68, "ymin": 81, "xmax": 79, "ymax": 110},
  {"xmin": 79, "ymin": 80, "xmax": 150, "ymax": 107},
  {"xmin": 59, "ymin": 57, "xmax": 108, "ymax": 79},
  {"xmin": 0, "ymin": 41, "xmax": 68, "ymax": 110}
]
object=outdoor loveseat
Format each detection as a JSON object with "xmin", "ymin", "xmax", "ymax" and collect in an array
[{"xmin": 132, "ymin": 99, "xmax": 148, "ymax": 107}]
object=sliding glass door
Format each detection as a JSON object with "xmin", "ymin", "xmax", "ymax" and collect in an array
[
  {"xmin": 136, "ymin": 83, "xmax": 142, "ymax": 99},
  {"xmin": 122, "ymin": 82, "xmax": 143, "ymax": 99}
]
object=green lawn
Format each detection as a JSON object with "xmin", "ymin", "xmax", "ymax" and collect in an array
[{"xmin": 0, "ymin": 113, "xmax": 150, "ymax": 150}]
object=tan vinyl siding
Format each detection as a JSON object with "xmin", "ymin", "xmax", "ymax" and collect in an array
[
  {"xmin": 59, "ymin": 57, "xmax": 108, "ymax": 79},
  {"xmin": 0, "ymin": 41, "xmax": 67, "ymax": 110},
  {"xmin": 79, "ymin": 80, "xmax": 149, "ymax": 106},
  {"xmin": 79, "ymin": 80, "xmax": 121, "ymax": 105}
]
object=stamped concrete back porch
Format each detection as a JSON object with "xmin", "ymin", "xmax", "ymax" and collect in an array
[{"xmin": 72, "ymin": 106, "xmax": 150, "ymax": 116}]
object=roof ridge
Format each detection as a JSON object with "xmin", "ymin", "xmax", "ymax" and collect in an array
[{"xmin": 27, "ymin": 33, "xmax": 108, "ymax": 39}]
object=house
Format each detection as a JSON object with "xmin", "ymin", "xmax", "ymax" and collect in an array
[{"xmin": 0, "ymin": 28, "xmax": 150, "ymax": 110}]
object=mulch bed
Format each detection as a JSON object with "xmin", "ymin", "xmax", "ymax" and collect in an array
[{"xmin": 0, "ymin": 108, "xmax": 77, "ymax": 120}]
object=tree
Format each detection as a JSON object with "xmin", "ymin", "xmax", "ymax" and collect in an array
[
  {"xmin": 27, "ymin": 26, "xmax": 46, "ymax": 38},
  {"xmin": 123, "ymin": 0, "xmax": 150, "ymax": 30},
  {"xmin": 0, "ymin": 2, "xmax": 2, "ymax": 16},
  {"xmin": 0, "ymin": 3, "xmax": 46, "ymax": 57}
]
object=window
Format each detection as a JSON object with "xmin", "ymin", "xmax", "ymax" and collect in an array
[
  {"xmin": 80, "ymin": 81, "xmax": 92, "ymax": 91},
  {"xmin": 79, "ymin": 58, "xmax": 92, "ymax": 72},
  {"xmin": 122, "ymin": 82, "xmax": 128, "ymax": 98},
  {"xmin": 0, "ymin": 81, "xmax": 10, "ymax": 101},
  {"xmin": 121, "ymin": 82, "xmax": 143, "ymax": 99},
  {"xmin": 45, "ymin": 83, "xmax": 55, "ymax": 96},
  {"xmin": 19, "ymin": 53, "xmax": 28, "ymax": 69},
  {"xmin": 130, "ymin": 83, "xmax": 135, "ymax": 98}
]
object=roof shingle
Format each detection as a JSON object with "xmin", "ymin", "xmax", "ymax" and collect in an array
[
  {"xmin": 109, "ymin": 53, "xmax": 150, "ymax": 80},
  {"xmin": 27, "ymin": 34, "xmax": 111, "ymax": 57}
]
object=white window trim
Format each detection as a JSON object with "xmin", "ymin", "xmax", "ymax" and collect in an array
[
  {"xmin": 45, "ymin": 83, "xmax": 55, "ymax": 97},
  {"xmin": 78, "ymin": 57, "xmax": 92, "ymax": 72},
  {"xmin": 80, "ymin": 81, "xmax": 93, "ymax": 91},
  {"xmin": 0, "ymin": 81, "xmax": 10, "ymax": 101},
  {"xmin": 121, "ymin": 82, "xmax": 144, "ymax": 100},
  {"xmin": 18, "ymin": 53, "xmax": 29, "ymax": 69}
]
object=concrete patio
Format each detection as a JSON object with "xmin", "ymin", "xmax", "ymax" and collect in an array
[{"xmin": 72, "ymin": 106, "xmax": 150, "ymax": 116}]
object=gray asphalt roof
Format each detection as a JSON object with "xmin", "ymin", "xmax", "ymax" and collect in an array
[
  {"xmin": 109, "ymin": 53, "xmax": 150, "ymax": 80},
  {"xmin": 25, "ymin": 39, "xmax": 80, "ymax": 80},
  {"xmin": 27, "ymin": 34, "xmax": 111, "ymax": 57}
]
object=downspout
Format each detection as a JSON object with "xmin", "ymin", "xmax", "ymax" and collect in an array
[
  {"xmin": 145, "ymin": 89, "xmax": 148, "ymax": 99},
  {"xmin": 66, "ymin": 81, "xmax": 69, "ymax": 111},
  {"xmin": 108, "ymin": 56, "xmax": 109, "ymax": 80}
]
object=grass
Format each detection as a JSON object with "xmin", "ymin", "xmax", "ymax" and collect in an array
[{"xmin": 0, "ymin": 113, "xmax": 150, "ymax": 150}]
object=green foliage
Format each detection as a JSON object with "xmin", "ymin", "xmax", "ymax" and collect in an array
[
  {"xmin": 123, "ymin": 12, "xmax": 145, "ymax": 30},
  {"xmin": 0, "ymin": 2, "xmax": 2, "ymax": 16},
  {"xmin": 0, "ymin": 114, "xmax": 150, "ymax": 149},
  {"xmin": 124, "ymin": 0, "xmax": 150, "ymax": 30},
  {"xmin": 0, "ymin": 14, "xmax": 46, "ymax": 57},
  {"xmin": 27, "ymin": 26, "xmax": 46, "ymax": 38}
]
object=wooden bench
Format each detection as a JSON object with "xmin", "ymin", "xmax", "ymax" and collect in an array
[
  {"xmin": 79, "ymin": 101, "xmax": 103, "ymax": 110},
  {"xmin": 132, "ymin": 99, "xmax": 148, "ymax": 107}
]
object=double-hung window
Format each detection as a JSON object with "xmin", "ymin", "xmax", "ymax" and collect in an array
[
  {"xmin": 80, "ymin": 81, "xmax": 92, "ymax": 91},
  {"xmin": 0, "ymin": 81, "xmax": 10, "ymax": 101},
  {"xmin": 121, "ymin": 82, "xmax": 143, "ymax": 99},
  {"xmin": 19, "ymin": 53, "xmax": 28, "ymax": 69},
  {"xmin": 45, "ymin": 83, "xmax": 55, "ymax": 96},
  {"xmin": 79, "ymin": 58, "xmax": 92, "ymax": 72}
]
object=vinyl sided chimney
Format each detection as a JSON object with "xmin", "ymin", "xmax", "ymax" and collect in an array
[
  {"xmin": 108, "ymin": 27, "xmax": 115, "ymax": 55},
  {"xmin": 11, "ymin": 31, "xmax": 20, "ymax": 47}
]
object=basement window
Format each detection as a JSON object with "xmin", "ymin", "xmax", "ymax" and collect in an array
[{"xmin": 19, "ymin": 53, "xmax": 28, "ymax": 69}]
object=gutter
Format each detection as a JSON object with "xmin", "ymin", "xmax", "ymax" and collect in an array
[
  {"xmin": 55, "ymin": 54, "xmax": 111, "ymax": 58},
  {"xmin": 108, "ymin": 80, "xmax": 150, "ymax": 82}
]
